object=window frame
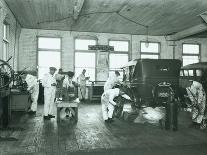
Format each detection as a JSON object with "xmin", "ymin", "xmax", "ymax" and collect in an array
[
  {"xmin": 37, "ymin": 36, "xmax": 62, "ymax": 79},
  {"xmin": 74, "ymin": 38, "xmax": 97, "ymax": 81},
  {"xmin": 140, "ymin": 41, "xmax": 161, "ymax": 59},
  {"xmin": 108, "ymin": 40, "xmax": 130, "ymax": 78},
  {"xmin": 3, "ymin": 22, "xmax": 9, "ymax": 61},
  {"xmin": 182, "ymin": 43, "xmax": 200, "ymax": 66}
]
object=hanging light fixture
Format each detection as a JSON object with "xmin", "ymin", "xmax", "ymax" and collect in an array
[{"xmin": 145, "ymin": 26, "xmax": 149, "ymax": 48}]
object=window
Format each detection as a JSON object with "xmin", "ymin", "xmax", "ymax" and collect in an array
[
  {"xmin": 180, "ymin": 70, "xmax": 184, "ymax": 76},
  {"xmin": 38, "ymin": 37, "xmax": 61, "ymax": 79},
  {"xmin": 109, "ymin": 40, "xmax": 129, "ymax": 79},
  {"xmin": 75, "ymin": 38, "xmax": 96, "ymax": 81},
  {"xmin": 188, "ymin": 70, "xmax": 194, "ymax": 76},
  {"xmin": 75, "ymin": 39, "xmax": 96, "ymax": 50},
  {"xmin": 109, "ymin": 40, "xmax": 129, "ymax": 52},
  {"xmin": 3, "ymin": 23, "xmax": 9, "ymax": 61},
  {"xmin": 140, "ymin": 42, "xmax": 160, "ymax": 59},
  {"xmin": 183, "ymin": 70, "xmax": 189, "ymax": 76},
  {"xmin": 182, "ymin": 44, "xmax": 200, "ymax": 66},
  {"xmin": 196, "ymin": 70, "xmax": 202, "ymax": 77}
]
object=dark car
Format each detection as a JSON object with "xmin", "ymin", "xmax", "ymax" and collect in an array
[{"xmin": 121, "ymin": 59, "xmax": 182, "ymax": 108}]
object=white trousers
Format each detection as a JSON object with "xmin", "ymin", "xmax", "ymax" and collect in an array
[
  {"xmin": 101, "ymin": 96, "xmax": 115, "ymax": 120},
  {"xmin": 30, "ymin": 85, "xmax": 39, "ymax": 112},
  {"xmin": 44, "ymin": 87, "xmax": 56, "ymax": 116},
  {"xmin": 78, "ymin": 85, "xmax": 86, "ymax": 99}
]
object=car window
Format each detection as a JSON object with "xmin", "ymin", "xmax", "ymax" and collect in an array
[
  {"xmin": 180, "ymin": 70, "xmax": 184, "ymax": 76},
  {"xmin": 183, "ymin": 70, "xmax": 189, "ymax": 76},
  {"xmin": 196, "ymin": 70, "xmax": 202, "ymax": 76},
  {"xmin": 188, "ymin": 70, "xmax": 194, "ymax": 76}
]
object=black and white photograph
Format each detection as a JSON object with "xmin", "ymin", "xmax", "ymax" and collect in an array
[{"xmin": 1, "ymin": 0, "xmax": 207, "ymax": 155}]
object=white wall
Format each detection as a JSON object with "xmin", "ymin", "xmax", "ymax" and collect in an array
[{"xmin": 0, "ymin": 0, "xmax": 21, "ymax": 70}]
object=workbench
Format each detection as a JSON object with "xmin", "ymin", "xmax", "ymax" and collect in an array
[
  {"xmin": 10, "ymin": 89, "xmax": 30, "ymax": 111},
  {"xmin": 56, "ymin": 101, "xmax": 78, "ymax": 123}
]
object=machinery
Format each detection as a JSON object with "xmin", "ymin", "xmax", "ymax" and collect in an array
[{"xmin": 0, "ymin": 57, "xmax": 27, "ymax": 141}]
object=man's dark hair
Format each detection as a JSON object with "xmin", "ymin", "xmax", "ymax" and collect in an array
[{"xmin": 68, "ymin": 71, "xmax": 75, "ymax": 78}]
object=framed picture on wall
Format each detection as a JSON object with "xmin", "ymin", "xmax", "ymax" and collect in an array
[{"xmin": 97, "ymin": 51, "xmax": 109, "ymax": 68}]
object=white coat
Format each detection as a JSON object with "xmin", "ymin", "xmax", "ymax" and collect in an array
[
  {"xmin": 42, "ymin": 73, "xmax": 57, "ymax": 116},
  {"xmin": 104, "ymin": 74, "xmax": 120, "ymax": 92},
  {"xmin": 78, "ymin": 73, "xmax": 87, "ymax": 100},
  {"xmin": 25, "ymin": 74, "xmax": 39, "ymax": 112},
  {"xmin": 186, "ymin": 81, "xmax": 206, "ymax": 123},
  {"xmin": 101, "ymin": 88, "xmax": 120, "ymax": 120}
]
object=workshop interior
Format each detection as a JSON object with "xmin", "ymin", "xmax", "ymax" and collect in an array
[{"xmin": 1, "ymin": 0, "xmax": 207, "ymax": 155}]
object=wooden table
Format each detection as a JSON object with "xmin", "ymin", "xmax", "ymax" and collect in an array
[{"xmin": 56, "ymin": 101, "xmax": 78, "ymax": 123}]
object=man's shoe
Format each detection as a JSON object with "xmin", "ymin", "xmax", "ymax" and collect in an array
[
  {"xmin": 44, "ymin": 116, "xmax": 50, "ymax": 120},
  {"xmin": 66, "ymin": 115, "xmax": 70, "ymax": 118},
  {"xmin": 48, "ymin": 115, "xmax": 55, "ymax": 118},
  {"xmin": 104, "ymin": 119, "xmax": 109, "ymax": 123}
]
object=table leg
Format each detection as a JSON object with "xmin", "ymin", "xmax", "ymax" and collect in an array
[{"xmin": 57, "ymin": 107, "xmax": 60, "ymax": 123}]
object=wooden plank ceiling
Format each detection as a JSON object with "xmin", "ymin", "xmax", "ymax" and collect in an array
[{"xmin": 4, "ymin": 0, "xmax": 207, "ymax": 36}]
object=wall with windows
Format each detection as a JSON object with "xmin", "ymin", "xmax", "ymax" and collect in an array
[
  {"xmin": 19, "ymin": 28, "xmax": 207, "ymax": 81},
  {"xmin": 175, "ymin": 38, "xmax": 207, "ymax": 65},
  {"xmin": 0, "ymin": 0, "xmax": 21, "ymax": 70}
]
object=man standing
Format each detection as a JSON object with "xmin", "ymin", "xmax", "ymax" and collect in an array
[
  {"xmin": 42, "ymin": 67, "xmax": 57, "ymax": 120},
  {"xmin": 186, "ymin": 80, "xmax": 206, "ymax": 129},
  {"xmin": 101, "ymin": 88, "xmax": 131, "ymax": 123},
  {"xmin": 25, "ymin": 73, "xmax": 39, "ymax": 114},
  {"xmin": 55, "ymin": 68, "xmax": 65, "ymax": 100},
  {"xmin": 104, "ymin": 71, "xmax": 121, "ymax": 92},
  {"xmin": 78, "ymin": 69, "xmax": 89, "ymax": 102}
]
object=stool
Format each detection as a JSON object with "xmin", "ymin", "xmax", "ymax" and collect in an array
[{"xmin": 56, "ymin": 101, "xmax": 78, "ymax": 123}]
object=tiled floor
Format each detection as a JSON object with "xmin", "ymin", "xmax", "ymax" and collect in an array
[{"xmin": 0, "ymin": 103, "xmax": 207, "ymax": 155}]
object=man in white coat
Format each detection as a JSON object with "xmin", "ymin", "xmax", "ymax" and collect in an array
[
  {"xmin": 101, "ymin": 88, "xmax": 131, "ymax": 123},
  {"xmin": 186, "ymin": 80, "xmax": 206, "ymax": 129},
  {"xmin": 78, "ymin": 69, "xmax": 89, "ymax": 102},
  {"xmin": 104, "ymin": 71, "xmax": 121, "ymax": 92},
  {"xmin": 42, "ymin": 67, "xmax": 57, "ymax": 120},
  {"xmin": 25, "ymin": 74, "xmax": 39, "ymax": 114}
]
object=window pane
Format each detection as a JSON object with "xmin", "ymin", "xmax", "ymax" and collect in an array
[
  {"xmin": 75, "ymin": 67, "xmax": 95, "ymax": 82},
  {"xmin": 3, "ymin": 24, "xmax": 7, "ymax": 39},
  {"xmin": 109, "ymin": 54, "xmax": 128, "ymax": 69},
  {"xmin": 183, "ymin": 44, "xmax": 199, "ymax": 54},
  {"xmin": 141, "ymin": 42, "xmax": 159, "ymax": 53},
  {"xmin": 109, "ymin": 41, "xmax": 129, "ymax": 52},
  {"xmin": 141, "ymin": 54, "xmax": 159, "ymax": 59},
  {"xmin": 75, "ymin": 52, "xmax": 95, "ymax": 68},
  {"xmin": 38, "ymin": 37, "xmax": 61, "ymax": 49},
  {"xmin": 182, "ymin": 56, "xmax": 199, "ymax": 66},
  {"xmin": 189, "ymin": 70, "xmax": 194, "ymax": 76},
  {"xmin": 196, "ymin": 70, "xmax": 202, "ymax": 76},
  {"xmin": 38, "ymin": 51, "xmax": 61, "ymax": 68},
  {"xmin": 184, "ymin": 70, "xmax": 188, "ymax": 76},
  {"xmin": 3, "ymin": 42, "xmax": 8, "ymax": 61},
  {"xmin": 75, "ymin": 39, "xmax": 96, "ymax": 50},
  {"xmin": 180, "ymin": 70, "xmax": 184, "ymax": 76}
]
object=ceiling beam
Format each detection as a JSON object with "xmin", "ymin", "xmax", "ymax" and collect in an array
[
  {"xmin": 73, "ymin": 0, "xmax": 85, "ymax": 20},
  {"xmin": 166, "ymin": 23, "xmax": 207, "ymax": 41}
]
